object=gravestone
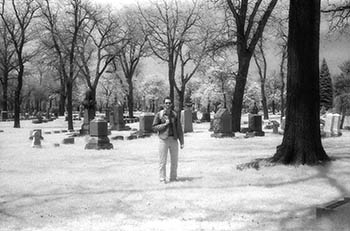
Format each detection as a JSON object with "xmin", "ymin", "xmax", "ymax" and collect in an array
[
  {"xmin": 181, "ymin": 108, "xmax": 193, "ymax": 133},
  {"xmin": 80, "ymin": 90, "xmax": 96, "ymax": 135},
  {"xmin": 29, "ymin": 129, "xmax": 43, "ymax": 140},
  {"xmin": 281, "ymin": 117, "xmax": 286, "ymax": 130},
  {"xmin": 85, "ymin": 117, "xmax": 113, "ymax": 150},
  {"xmin": 323, "ymin": 113, "xmax": 334, "ymax": 137},
  {"xmin": 248, "ymin": 114, "xmax": 265, "ymax": 136},
  {"xmin": 1, "ymin": 111, "xmax": 8, "ymax": 121},
  {"xmin": 316, "ymin": 197, "xmax": 350, "ymax": 229},
  {"xmin": 343, "ymin": 116, "xmax": 350, "ymax": 130},
  {"xmin": 211, "ymin": 108, "xmax": 234, "ymax": 138},
  {"xmin": 332, "ymin": 113, "xmax": 342, "ymax": 136},
  {"xmin": 139, "ymin": 112, "xmax": 155, "ymax": 134},
  {"xmin": 31, "ymin": 131, "xmax": 42, "ymax": 148},
  {"xmin": 109, "ymin": 105, "xmax": 129, "ymax": 131},
  {"xmin": 62, "ymin": 137, "xmax": 74, "ymax": 144}
]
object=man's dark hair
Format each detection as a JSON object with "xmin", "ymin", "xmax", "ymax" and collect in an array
[{"xmin": 163, "ymin": 96, "xmax": 172, "ymax": 103}]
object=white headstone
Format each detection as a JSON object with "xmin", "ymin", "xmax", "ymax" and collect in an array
[
  {"xmin": 332, "ymin": 113, "xmax": 341, "ymax": 136},
  {"xmin": 343, "ymin": 116, "xmax": 350, "ymax": 129},
  {"xmin": 31, "ymin": 131, "xmax": 41, "ymax": 148},
  {"xmin": 323, "ymin": 113, "xmax": 333, "ymax": 137}
]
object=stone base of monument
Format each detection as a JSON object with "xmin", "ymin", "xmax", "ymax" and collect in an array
[
  {"xmin": 211, "ymin": 133, "xmax": 235, "ymax": 138},
  {"xmin": 85, "ymin": 136, "xmax": 113, "ymax": 150},
  {"xmin": 316, "ymin": 197, "xmax": 350, "ymax": 228}
]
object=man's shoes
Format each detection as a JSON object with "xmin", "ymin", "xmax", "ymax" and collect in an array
[
  {"xmin": 169, "ymin": 178, "xmax": 178, "ymax": 182},
  {"xmin": 160, "ymin": 179, "xmax": 166, "ymax": 184}
]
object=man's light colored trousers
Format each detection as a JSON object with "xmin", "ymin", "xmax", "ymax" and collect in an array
[{"xmin": 159, "ymin": 137, "xmax": 178, "ymax": 181}]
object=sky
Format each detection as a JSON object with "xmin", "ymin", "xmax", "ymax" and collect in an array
[{"xmin": 91, "ymin": 0, "xmax": 142, "ymax": 9}]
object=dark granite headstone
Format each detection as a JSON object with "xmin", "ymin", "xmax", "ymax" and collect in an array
[
  {"xmin": 109, "ymin": 105, "xmax": 129, "ymax": 131},
  {"xmin": 211, "ymin": 108, "xmax": 234, "ymax": 138},
  {"xmin": 85, "ymin": 118, "xmax": 113, "ymax": 150},
  {"xmin": 62, "ymin": 137, "xmax": 74, "ymax": 144},
  {"xmin": 248, "ymin": 114, "xmax": 265, "ymax": 136},
  {"xmin": 181, "ymin": 108, "xmax": 193, "ymax": 133},
  {"xmin": 1, "ymin": 111, "xmax": 8, "ymax": 121},
  {"xmin": 139, "ymin": 112, "xmax": 155, "ymax": 134}
]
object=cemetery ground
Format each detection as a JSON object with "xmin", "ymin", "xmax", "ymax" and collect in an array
[{"xmin": 0, "ymin": 116, "xmax": 350, "ymax": 231}]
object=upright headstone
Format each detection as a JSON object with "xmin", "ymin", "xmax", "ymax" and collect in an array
[
  {"xmin": 1, "ymin": 111, "xmax": 8, "ymax": 121},
  {"xmin": 211, "ymin": 108, "xmax": 234, "ymax": 138},
  {"xmin": 343, "ymin": 116, "xmax": 350, "ymax": 130},
  {"xmin": 281, "ymin": 117, "xmax": 286, "ymax": 130},
  {"xmin": 85, "ymin": 117, "xmax": 113, "ymax": 150},
  {"xmin": 139, "ymin": 112, "xmax": 155, "ymax": 134},
  {"xmin": 31, "ymin": 131, "xmax": 42, "ymax": 148},
  {"xmin": 323, "ymin": 113, "xmax": 333, "ymax": 137},
  {"xmin": 105, "ymin": 109, "xmax": 110, "ymax": 123},
  {"xmin": 80, "ymin": 90, "xmax": 96, "ymax": 135},
  {"xmin": 109, "ymin": 105, "xmax": 127, "ymax": 131},
  {"xmin": 248, "ymin": 114, "xmax": 265, "ymax": 136},
  {"xmin": 332, "ymin": 113, "xmax": 342, "ymax": 136},
  {"xmin": 181, "ymin": 108, "xmax": 193, "ymax": 133}
]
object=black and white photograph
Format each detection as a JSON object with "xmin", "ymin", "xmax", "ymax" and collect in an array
[{"xmin": 1, "ymin": 0, "xmax": 350, "ymax": 230}]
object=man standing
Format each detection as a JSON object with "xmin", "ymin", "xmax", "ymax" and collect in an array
[{"xmin": 152, "ymin": 97, "xmax": 184, "ymax": 183}]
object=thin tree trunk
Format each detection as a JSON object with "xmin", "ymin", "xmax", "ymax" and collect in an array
[
  {"xmin": 2, "ymin": 73, "xmax": 8, "ymax": 111},
  {"xmin": 127, "ymin": 78, "xmax": 134, "ymax": 118},
  {"xmin": 261, "ymin": 83, "xmax": 269, "ymax": 119},
  {"xmin": 271, "ymin": 0, "xmax": 329, "ymax": 165},
  {"xmin": 231, "ymin": 57, "xmax": 250, "ymax": 132},
  {"xmin": 14, "ymin": 64, "xmax": 24, "ymax": 128},
  {"xmin": 66, "ymin": 80, "xmax": 73, "ymax": 131},
  {"xmin": 280, "ymin": 49, "xmax": 287, "ymax": 121}
]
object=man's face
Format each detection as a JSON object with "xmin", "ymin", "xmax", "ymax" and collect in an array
[{"xmin": 164, "ymin": 99, "xmax": 172, "ymax": 110}]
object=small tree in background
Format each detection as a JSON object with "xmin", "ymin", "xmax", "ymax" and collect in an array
[{"xmin": 319, "ymin": 58, "xmax": 333, "ymax": 110}]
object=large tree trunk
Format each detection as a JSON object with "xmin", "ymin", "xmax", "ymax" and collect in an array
[
  {"xmin": 271, "ymin": 0, "xmax": 330, "ymax": 165},
  {"xmin": 231, "ymin": 56, "xmax": 251, "ymax": 132}
]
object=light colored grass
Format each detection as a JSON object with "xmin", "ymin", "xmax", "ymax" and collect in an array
[{"xmin": 0, "ymin": 117, "xmax": 350, "ymax": 231}]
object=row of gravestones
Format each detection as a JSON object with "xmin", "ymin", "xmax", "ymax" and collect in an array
[
  {"xmin": 322, "ymin": 113, "xmax": 342, "ymax": 137},
  {"xmin": 210, "ymin": 108, "xmax": 266, "ymax": 138},
  {"xmin": 280, "ymin": 113, "xmax": 344, "ymax": 137}
]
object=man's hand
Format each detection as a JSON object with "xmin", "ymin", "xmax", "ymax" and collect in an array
[{"xmin": 180, "ymin": 144, "xmax": 184, "ymax": 149}]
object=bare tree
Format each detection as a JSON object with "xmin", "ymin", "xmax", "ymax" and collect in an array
[
  {"xmin": 118, "ymin": 7, "xmax": 149, "ymax": 118},
  {"xmin": 77, "ymin": 5, "xmax": 122, "ymax": 120},
  {"xmin": 0, "ymin": 20, "xmax": 16, "ymax": 112},
  {"xmin": 174, "ymin": 18, "xmax": 212, "ymax": 110},
  {"xmin": 0, "ymin": 0, "xmax": 40, "ymax": 128},
  {"xmin": 271, "ymin": 0, "xmax": 330, "ymax": 165},
  {"xmin": 40, "ymin": 0, "xmax": 89, "ymax": 130},
  {"xmin": 138, "ymin": 0, "xmax": 201, "ymax": 103},
  {"xmin": 321, "ymin": 0, "xmax": 350, "ymax": 33},
  {"xmin": 253, "ymin": 37, "xmax": 268, "ymax": 120},
  {"xmin": 214, "ymin": 0, "xmax": 278, "ymax": 132}
]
